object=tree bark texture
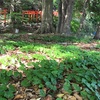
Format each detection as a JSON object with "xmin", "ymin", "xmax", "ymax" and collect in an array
[
  {"xmin": 56, "ymin": 0, "xmax": 74, "ymax": 35},
  {"xmin": 40, "ymin": 0, "xmax": 54, "ymax": 34},
  {"xmin": 63, "ymin": 0, "xmax": 75, "ymax": 34},
  {"xmin": 56, "ymin": 0, "xmax": 62, "ymax": 33},
  {"xmin": 94, "ymin": 24, "xmax": 100, "ymax": 39},
  {"xmin": 78, "ymin": 0, "xmax": 90, "ymax": 34}
]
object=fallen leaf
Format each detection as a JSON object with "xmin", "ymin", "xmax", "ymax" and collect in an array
[
  {"xmin": 44, "ymin": 95, "xmax": 52, "ymax": 100},
  {"xmin": 68, "ymin": 96, "xmax": 76, "ymax": 100},
  {"xmin": 74, "ymin": 93, "xmax": 82, "ymax": 100},
  {"xmin": 14, "ymin": 94, "xmax": 24, "ymax": 100},
  {"xmin": 57, "ymin": 93, "xmax": 64, "ymax": 98}
]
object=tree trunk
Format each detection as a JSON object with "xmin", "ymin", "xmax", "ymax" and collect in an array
[
  {"xmin": 60, "ymin": 0, "xmax": 69, "ymax": 33},
  {"xmin": 78, "ymin": 0, "xmax": 90, "ymax": 34},
  {"xmin": 56, "ymin": 0, "xmax": 62, "ymax": 33},
  {"xmin": 40, "ymin": 0, "xmax": 54, "ymax": 34},
  {"xmin": 0, "ymin": 0, "xmax": 3, "ymax": 8},
  {"xmin": 63, "ymin": 0, "xmax": 75, "ymax": 35},
  {"xmin": 56, "ymin": 0, "xmax": 74, "ymax": 35},
  {"xmin": 94, "ymin": 24, "xmax": 100, "ymax": 39}
]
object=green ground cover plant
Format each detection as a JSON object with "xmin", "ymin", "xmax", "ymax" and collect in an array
[
  {"xmin": 96, "ymin": 44, "xmax": 100, "ymax": 49},
  {"xmin": 0, "ymin": 35, "xmax": 100, "ymax": 99}
]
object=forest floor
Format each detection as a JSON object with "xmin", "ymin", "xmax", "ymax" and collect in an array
[
  {"xmin": 0, "ymin": 33, "xmax": 100, "ymax": 100},
  {"xmin": 1, "ymin": 33, "xmax": 100, "ymax": 50}
]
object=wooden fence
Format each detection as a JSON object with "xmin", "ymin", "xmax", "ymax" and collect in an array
[{"xmin": 0, "ymin": 10, "xmax": 58, "ymax": 23}]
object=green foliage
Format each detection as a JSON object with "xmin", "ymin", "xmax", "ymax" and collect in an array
[
  {"xmin": 11, "ymin": 12, "xmax": 23, "ymax": 28},
  {"xmin": 20, "ymin": 44, "xmax": 100, "ymax": 99},
  {"xmin": 42, "ymin": 35, "xmax": 79, "ymax": 43},
  {"xmin": 89, "ymin": 0, "xmax": 100, "ymax": 25},
  {"xmin": 56, "ymin": 98, "xmax": 63, "ymax": 100},
  {"xmin": 63, "ymin": 79, "xmax": 72, "ymax": 94},
  {"xmin": 21, "ymin": 60, "xmax": 64, "ymax": 91},
  {"xmin": 32, "ymin": 54, "xmax": 46, "ymax": 60},
  {"xmin": 71, "ymin": 18, "xmax": 80, "ymax": 33},
  {"xmin": 0, "ymin": 84, "xmax": 15, "ymax": 99},
  {"xmin": 96, "ymin": 44, "xmax": 100, "ymax": 49},
  {"xmin": 53, "ymin": 16, "xmax": 58, "ymax": 28},
  {"xmin": 63, "ymin": 50, "xmax": 100, "ymax": 99},
  {"xmin": 21, "ymin": 0, "xmax": 36, "ymax": 10},
  {"xmin": 0, "ymin": 70, "xmax": 16, "ymax": 99},
  {"xmin": 53, "ymin": 0, "xmax": 59, "ymax": 9},
  {"xmin": 0, "ymin": 42, "xmax": 15, "ymax": 54},
  {"xmin": 40, "ymin": 89, "xmax": 46, "ymax": 97},
  {"xmin": 0, "ymin": 37, "xmax": 100, "ymax": 99},
  {"xmin": 11, "ymin": 12, "xmax": 28, "ymax": 29}
]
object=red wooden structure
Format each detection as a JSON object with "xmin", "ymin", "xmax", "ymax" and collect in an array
[
  {"xmin": 0, "ymin": 9, "xmax": 7, "ymax": 23},
  {"xmin": 22, "ymin": 10, "xmax": 58, "ymax": 21},
  {"xmin": 0, "ymin": 10, "xmax": 58, "ymax": 23},
  {"xmin": 22, "ymin": 10, "xmax": 42, "ymax": 21}
]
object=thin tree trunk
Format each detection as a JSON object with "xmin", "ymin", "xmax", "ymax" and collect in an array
[
  {"xmin": 56, "ymin": 0, "xmax": 74, "ymax": 34},
  {"xmin": 63, "ymin": 0, "xmax": 75, "ymax": 35},
  {"xmin": 56, "ymin": 0, "xmax": 62, "ymax": 33},
  {"xmin": 94, "ymin": 24, "xmax": 100, "ymax": 39},
  {"xmin": 60, "ymin": 0, "xmax": 67, "ymax": 33},
  {"xmin": 10, "ymin": 0, "xmax": 15, "ymax": 29},
  {"xmin": 56, "ymin": 0, "xmax": 69, "ymax": 34},
  {"xmin": 78, "ymin": 0, "xmax": 89, "ymax": 34}
]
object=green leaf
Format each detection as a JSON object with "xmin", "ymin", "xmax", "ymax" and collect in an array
[
  {"xmin": 7, "ymin": 70, "xmax": 13, "ymax": 76},
  {"xmin": 91, "ymin": 80, "xmax": 97, "ymax": 89},
  {"xmin": 45, "ymin": 81, "xmax": 56, "ymax": 91},
  {"xmin": 32, "ymin": 77, "xmax": 42, "ymax": 85},
  {"xmin": 51, "ymin": 77, "xmax": 57, "ymax": 85},
  {"xmin": 0, "ymin": 85, "xmax": 7, "ymax": 91},
  {"xmin": 1, "ymin": 70, "xmax": 6, "ymax": 74},
  {"xmin": 95, "ymin": 90, "xmax": 100, "ymax": 99},
  {"xmin": 0, "ymin": 77, "xmax": 10, "ymax": 84},
  {"xmin": 40, "ymin": 89, "xmax": 46, "ymax": 97},
  {"xmin": 56, "ymin": 98, "xmax": 63, "ymax": 100},
  {"xmin": 8, "ymin": 85, "xmax": 15, "ymax": 92},
  {"xmin": 4, "ymin": 91, "xmax": 14, "ymax": 99},
  {"xmin": 39, "ymin": 84, "xmax": 44, "ymax": 88},
  {"xmin": 0, "ymin": 97, "xmax": 7, "ymax": 100},
  {"xmin": 0, "ymin": 85, "xmax": 7, "ymax": 96},
  {"xmin": 85, "ymin": 75, "xmax": 91, "ymax": 82},
  {"xmin": 52, "ymin": 86, "xmax": 57, "ymax": 91},
  {"xmin": 52, "ymin": 71, "xmax": 58, "ymax": 76},
  {"xmin": 82, "ymin": 78, "xmax": 87, "ymax": 84},
  {"xmin": 87, "ymin": 94, "xmax": 96, "ymax": 100},
  {"xmin": 80, "ymin": 90, "xmax": 88, "ymax": 99},
  {"xmin": 72, "ymin": 83, "xmax": 81, "ymax": 91},
  {"xmin": 27, "ymin": 75, "xmax": 33, "ymax": 81},
  {"xmin": 45, "ymin": 82, "xmax": 52, "ymax": 87},
  {"xmin": 63, "ymin": 80, "xmax": 72, "ymax": 94},
  {"xmin": 13, "ymin": 71, "xmax": 21, "ymax": 78},
  {"xmin": 74, "ymin": 76, "xmax": 81, "ymax": 82},
  {"xmin": 43, "ymin": 76, "xmax": 49, "ymax": 82},
  {"xmin": 98, "ymin": 80, "xmax": 100, "ymax": 87},
  {"xmin": 21, "ymin": 79, "xmax": 31, "ymax": 87}
]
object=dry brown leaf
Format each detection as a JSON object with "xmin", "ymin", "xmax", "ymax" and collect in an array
[
  {"xmin": 14, "ymin": 94, "xmax": 24, "ymax": 100},
  {"xmin": 74, "ymin": 93, "xmax": 82, "ymax": 100},
  {"xmin": 44, "ymin": 95, "xmax": 52, "ymax": 100},
  {"xmin": 67, "ymin": 96, "xmax": 76, "ymax": 100},
  {"xmin": 61, "ymin": 88, "xmax": 69, "ymax": 94}
]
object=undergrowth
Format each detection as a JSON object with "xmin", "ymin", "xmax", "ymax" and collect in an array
[{"xmin": 0, "ymin": 36, "xmax": 100, "ymax": 100}]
